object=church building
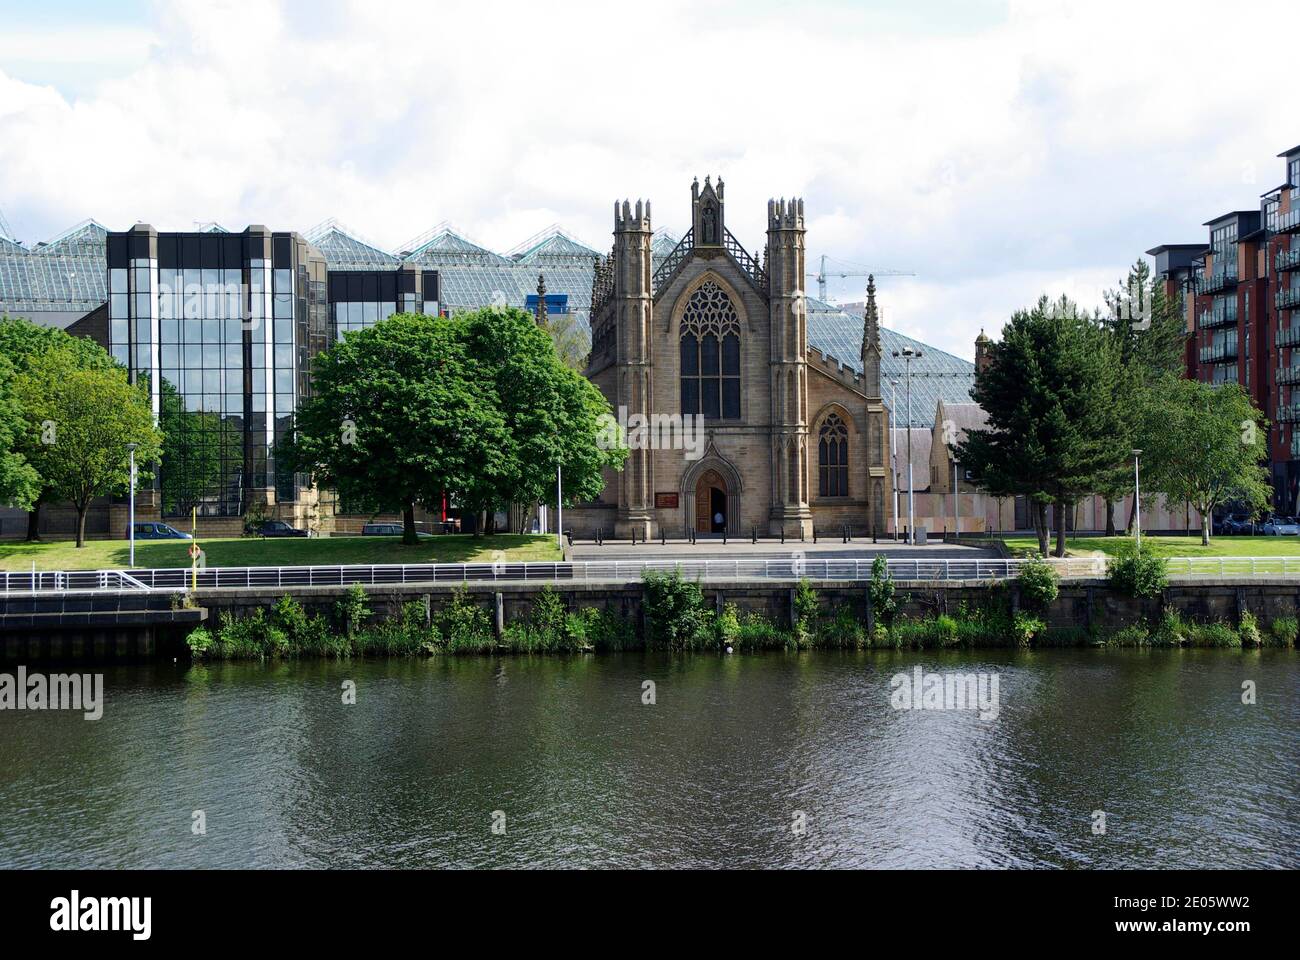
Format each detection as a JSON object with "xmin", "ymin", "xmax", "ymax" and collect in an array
[{"xmin": 575, "ymin": 178, "xmax": 892, "ymax": 539}]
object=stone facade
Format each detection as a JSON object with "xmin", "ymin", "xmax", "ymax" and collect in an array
[{"xmin": 572, "ymin": 179, "xmax": 892, "ymax": 539}]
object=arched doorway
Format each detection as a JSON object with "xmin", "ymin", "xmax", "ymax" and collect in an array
[{"xmin": 695, "ymin": 469, "xmax": 728, "ymax": 534}]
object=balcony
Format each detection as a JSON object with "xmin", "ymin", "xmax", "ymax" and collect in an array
[
  {"xmin": 1197, "ymin": 303, "xmax": 1238, "ymax": 329},
  {"xmin": 1198, "ymin": 265, "xmax": 1237, "ymax": 293},
  {"xmin": 1277, "ymin": 288, "xmax": 1300, "ymax": 311},
  {"xmin": 1279, "ymin": 364, "xmax": 1300, "ymax": 385},
  {"xmin": 1277, "ymin": 248, "xmax": 1300, "ymax": 273},
  {"xmin": 1270, "ymin": 207, "xmax": 1300, "ymax": 234},
  {"xmin": 1278, "ymin": 325, "xmax": 1300, "ymax": 348},
  {"xmin": 1199, "ymin": 339, "xmax": 1238, "ymax": 364}
]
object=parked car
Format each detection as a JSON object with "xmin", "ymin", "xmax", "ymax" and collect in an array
[
  {"xmin": 1220, "ymin": 514, "xmax": 1254, "ymax": 535},
  {"xmin": 1261, "ymin": 515, "xmax": 1300, "ymax": 536},
  {"xmin": 361, "ymin": 522, "xmax": 432, "ymax": 538},
  {"xmin": 131, "ymin": 522, "xmax": 192, "ymax": 540},
  {"xmin": 248, "ymin": 519, "xmax": 309, "ymax": 538}
]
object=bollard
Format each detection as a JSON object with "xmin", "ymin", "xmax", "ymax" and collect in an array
[
  {"xmin": 661, "ymin": 528, "xmax": 666, "ymax": 546},
  {"xmin": 780, "ymin": 527, "xmax": 785, "ymax": 545},
  {"xmin": 752, "ymin": 526, "xmax": 757, "ymax": 544}
]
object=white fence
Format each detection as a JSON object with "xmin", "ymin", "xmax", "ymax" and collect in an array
[
  {"xmin": 7, "ymin": 555, "xmax": 1300, "ymax": 594},
  {"xmin": 4, "ymin": 556, "xmax": 1101, "ymax": 592},
  {"xmin": 1, "ymin": 569, "xmax": 153, "ymax": 593}
]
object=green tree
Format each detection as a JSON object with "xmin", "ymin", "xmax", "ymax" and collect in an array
[
  {"xmin": 1138, "ymin": 377, "xmax": 1269, "ymax": 545},
  {"xmin": 539, "ymin": 310, "xmax": 592, "ymax": 372},
  {"xmin": 0, "ymin": 354, "xmax": 40, "ymax": 510},
  {"xmin": 0, "ymin": 317, "xmax": 122, "ymax": 539},
  {"xmin": 455, "ymin": 306, "xmax": 625, "ymax": 533},
  {"xmin": 13, "ymin": 354, "xmax": 162, "ymax": 547},
  {"xmin": 283, "ymin": 312, "xmax": 508, "ymax": 544},
  {"xmin": 1097, "ymin": 260, "xmax": 1188, "ymax": 534},
  {"xmin": 959, "ymin": 296, "xmax": 1128, "ymax": 557}
]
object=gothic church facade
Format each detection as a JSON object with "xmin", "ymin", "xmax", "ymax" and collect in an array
[{"xmin": 574, "ymin": 178, "xmax": 892, "ymax": 539}]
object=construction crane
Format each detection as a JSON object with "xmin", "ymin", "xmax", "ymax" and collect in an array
[{"xmin": 807, "ymin": 254, "xmax": 914, "ymax": 302}]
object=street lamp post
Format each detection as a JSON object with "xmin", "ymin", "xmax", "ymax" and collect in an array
[
  {"xmin": 953, "ymin": 455, "xmax": 960, "ymax": 538},
  {"xmin": 127, "ymin": 442, "xmax": 138, "ymax": 567},
  {"xmin": 556, "ymin": 463, "xmax": 563, "ymax": 553},
  {"xmin": 889, "ymin": 378, "xmax": 900, "ymax": 542},
  {"xmin": 892, "ymin": 348, "xmax": 922, "ymax": 544},
  {"xmin": 1132, "ymin": 448, "xmax": 1143, "ymax": 553}
]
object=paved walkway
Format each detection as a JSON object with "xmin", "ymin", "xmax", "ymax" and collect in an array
[{"xmin": 569, "ymin": 538, "xmax": 1003, "ymax": 561}]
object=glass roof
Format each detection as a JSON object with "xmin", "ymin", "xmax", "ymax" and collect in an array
[
  {"xmin": 0, "ymin": 221, "xmax": 974, "ymax": 425},
  {"xmin": 0, "ymin": 220, "xmax": 108, "ymax": 313}
]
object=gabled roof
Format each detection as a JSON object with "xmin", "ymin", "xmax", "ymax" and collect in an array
[
  {"xmin": 509, "ymin": 227, "xmax": 600, "ymax": 265},
  {"xmin": 309, "ymin": 223, "xmax": 400, "ymax": 269},
  {"xmin": 401, "ymin": 226, "xmax": 513, "ymax": 266},
  {"xmin": 934, "ymin": 400, "xmax": 989, "ymax": 447},
  {"xmin": 891, "ymin": 427, "xmax": 932, "ymax": 491}
]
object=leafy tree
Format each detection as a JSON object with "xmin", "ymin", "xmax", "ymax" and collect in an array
[
  {"xmin": 13, "ymin": 353, "xmax": 162, "ymax": 546},
  {"xmin": 1097, "ymin": 260, "xmax": 1188, "ymax": 534},
  {"xmin": 0, "ymin": 355, "xmax": 40, "ymax": 509},
  {"xmin": 0, "ymin": 317, "xmax": 122, "ymax": 539},
  {"xmin": 284, "ymin": 312, "xmax": 508, "ymax": 544},
  {"xmin": 539, "ymin": 310, "xmax": 592, "ymax": 372},
  {"xmin": 455, "ymin": 306, "xmax": 625, "ymax": 533},
  {"xmin": 1138, "ymin": 377, "xmax": 1269, "ymax": 545},
  {"xmin": 959, "ymin": 296, "xmax": 1128, "ymax": 557}
]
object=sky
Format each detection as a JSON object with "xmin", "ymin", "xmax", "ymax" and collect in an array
[{"xmin": 0, "ymin": 0, "xmax": 1295, "ymax": 360}]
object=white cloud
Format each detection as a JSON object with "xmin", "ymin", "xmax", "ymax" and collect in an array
[{"xmin": 0, "ymin": 0, "xmax": 1294, "ymax": 359}]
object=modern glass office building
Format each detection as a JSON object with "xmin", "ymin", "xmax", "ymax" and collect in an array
[{"xmin": 106, "ymin": 224, "xmax": 328, "ymax": 518}]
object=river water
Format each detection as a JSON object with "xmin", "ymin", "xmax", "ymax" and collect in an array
[{"xmin": 0, "ymin": 649, "xmax": 1296, "ymax": 868}]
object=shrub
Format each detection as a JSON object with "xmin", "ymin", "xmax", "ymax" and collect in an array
[
  {"xmin": 566, "ymin": 606, "xmax": 636, "ymax": 652},
  {"xmin": 793, "ymin": 579, "xmax": 820, "ymax": 646},
  {"xmin": 185, "ymin": 625, "xmax": 214, "ymax": 658},
  {"xmin": 734, "ymin": 612, "xmax": 790, "ymax": 651},
  {"xmin": 1237, "ymin": 611, "xmax": 1262, "ymax": 648},
  {"xmin": 715, "ymin": 602, "xmax": 742, "ymax": 650},
  {"xmin": 1267, "ymin": 616, "xmax": 1298, "ymax": 647},
  {"xmin": 1104, "ymin": 624, "xmax": 1151, "ymax": 647},
  {"xmin": 868, "ymin": 622, "xmax": 895, "ymax": 648},
  {"xmin": 335, "ymin": 583, "xmax": 372, "ymax": 636},
  {"xmin": 1150, "ymin": 606, "xmax": 1189, "ymax": 646},
  {"xmin": 1188, "ymin": 621, "xmax": 1241, "ymax": 648},
  {"xmin": 642, "ymin": 569, "xmax": 713, "ymax": 650},
  {"xmin": 435, "ymin": 586, "xmax": 495, "ymax": 654},
  {"xmin": 1010, "ymin": 611, "xmax": 1045, "ymax": 646},
  {"xmin": 868, "ymin": 555, "xmax": 897, "ymax": 624},
  {"xmin": 1107, "ymin": 545, "xmax": 1168, "ymax": 599},
  {"xmin": 817, "ymin": 607, "xmax": 866, "ymax": 649},
  {"xmin": 1017, "ymin": 557, "xmax": 1059, "ymax": 611}
]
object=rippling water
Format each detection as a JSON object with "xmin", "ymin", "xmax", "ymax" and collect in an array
[{"xmin": 0, "ymin": 649, "xmax": 1296, "ymax": 868}]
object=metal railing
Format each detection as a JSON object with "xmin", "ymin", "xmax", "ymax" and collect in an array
[
  {"xmin": 12, "ymin": 555, "xmax": 1300, "ymax": 595},
  {"xmin": 1163, "ymin": 556, "xmax": 1300, "ymax": 577},
  {"xmin": 1, "ymin": 569, "xmax": 154, "ymax": 593},
  {"xmin": 12, "ymin": 556, "xmax": 1103, "ymax": 591}
]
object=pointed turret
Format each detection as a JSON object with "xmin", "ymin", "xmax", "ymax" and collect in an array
[{"xmin": 861, "ymin": 274, "xmax": 881, "ymax": 368}]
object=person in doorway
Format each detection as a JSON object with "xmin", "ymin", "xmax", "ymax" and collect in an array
[{"xmin": 713, "ymin": 511, "xmax": 724, "ymax": 529}]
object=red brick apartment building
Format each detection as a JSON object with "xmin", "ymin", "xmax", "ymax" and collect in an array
[{"xmin": 1149, "ymin": 144, "xmax": 1300, "ymax": 517}]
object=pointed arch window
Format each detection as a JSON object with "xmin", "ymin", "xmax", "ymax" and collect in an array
[
  {"xmin": 680, "ymin": 280, "xmax": 741, "ymax": 419},
  {"xmin": 818, "ymin": 413, "xmax": 849, "ymax": 498}
]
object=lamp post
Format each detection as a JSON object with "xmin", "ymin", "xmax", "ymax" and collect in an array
[
  {"xmin": 889, "ymin": 378, "xmax": 900, "ymax": 542},
  {"xmin": 126, "ymin": 442, "xmax": 138, "ymax": 567},
  {"xmin": 1132, "ymin": 448, "xmax": 1143, "ymax": 553},
  {"xmin": 953, "ymin": 455, "xmax": 960, "ymax": 538},
  {"xmin": 892, "ymin": 348, "xmax": 922, "ymax": 544},
  {"xmin": 556, "ymin": 463, "xmax": 563, "ymax": 553}
]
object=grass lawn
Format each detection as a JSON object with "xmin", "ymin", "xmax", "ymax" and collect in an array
[
  {"xmin": 999, "ymin": 534, "xmax": 1300, "ymax": 558},
  {"xmin": 0, "ymin": 534, "xmax": 561, "ymax": 571}
]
